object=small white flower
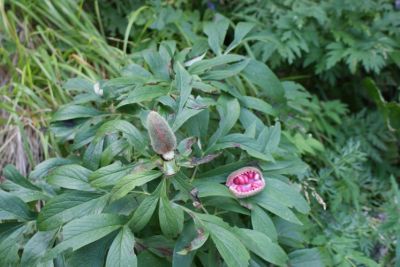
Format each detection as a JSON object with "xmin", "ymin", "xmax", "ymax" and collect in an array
[
  {"xmin": 93, "ymin": 82, "xmax": 103, "ymax": 96},
  {"xmin": 184, "ymin": 52, "xmax": 207, "ymax": 67}
]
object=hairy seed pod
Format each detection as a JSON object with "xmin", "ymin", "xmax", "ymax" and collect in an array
[
  {"xmin": 147, "ymin": 111, "xmax": 177, "ymax": 160},
  {"xmin": 226, "ymin": 167, "xmax": 265, "ymax": 198}
]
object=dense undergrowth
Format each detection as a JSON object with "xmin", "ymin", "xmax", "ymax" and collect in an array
[{"xmin": 0, "ymin": 0, "xmax": 399, "ymax": 266}]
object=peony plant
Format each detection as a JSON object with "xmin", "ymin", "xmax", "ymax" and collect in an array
[{"xmin": 0, "ymin": 15, "xmax": 317, "ymax": 267}]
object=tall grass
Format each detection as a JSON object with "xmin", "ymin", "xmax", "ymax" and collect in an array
[{"xmin": 0, "ymin": 0, "xmax": 126, "ymax": 174}]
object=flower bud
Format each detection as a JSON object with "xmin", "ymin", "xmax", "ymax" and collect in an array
[{"xmin": 146, "ymin": 111, "xmax": 177, "ymax": 160}]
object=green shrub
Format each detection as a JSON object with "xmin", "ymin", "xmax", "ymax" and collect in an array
[{"xmin": 0, "ymin": 17, "xmax": 324, "ymax": 266}]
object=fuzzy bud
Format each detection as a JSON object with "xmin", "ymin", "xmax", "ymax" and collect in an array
[{"xmin": 146, "ymin": 111, "xmax": 177, "ymax": 160}]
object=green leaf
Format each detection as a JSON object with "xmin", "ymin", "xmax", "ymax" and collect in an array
[
  {"xmin": 203, "ymin": 14, "xmax": 230, "ymax": 55},
  {"xmin": 259, "ymin": 158, "xmax": 308, "ymax": 176},
  {"xmin": 275, "ymin": 217, "xmax": 306, "ymax": 248},
  {"xmin": 207, "ymin": 97, "xmax": 240, "ymax": 150},
  {"xmin": 176, "ymin": 63, "xmax": 192, "ymax": 112},
  {"xmin": 45, "ymin": 214, "xmax": 124, "ymax": 260},
  {"xmin": 96, "ymin": 120, "xmax": 145, "ymax": 152},
  {"xmin": 64, "ymin": 78, "xmax": 93, "ymax": 92},
  {"xmin": 45, "ymin": 164, "xmax": 93, "ymax": 191},
  {"xmin": 205, "ymin": 223, "xmax": 250, "ymax": 267},
  {"xmin": 240, "ymin": 96, "xmax": 277, "ymax": 116},
  {"xmin": 29, "ymin": 158, "xmax": 79, "ymax": 180},
  {"xmin": 176, "ymin": 226, "xmax": 209, "ymax": 256},
  {"xmin": 189, "ymin": 54, "xmax": 244, "ymax": 74},
  {"xmin": 21, "ymin": 230, "xmax": 57, "ymax": 266},
  {"xmin": 106, "ymin": 226, "xmax": 137, "ymax": 267},
  {"xmin": 65, "ymin": 234, "xmax": 112, "ymax": 267},
  {"xmin": 0, "ymin": 225, "xmax": 26, "ymax": 266},
  {"xmin": 251, "ymin": 205, "xmax": 278, "ymax": 241},
  {"xmin": 202, "ymin": 59, "xmax": 250, "ymax": 80},
  {"xmin": 265, "ymin": 122, "xmax": 281, "ymax": 153},
  {"xmin": 265, "ymin": 178, "xmax": 310, "ymax": 214},
  {"xmin": 194, "ymin": 181, "xmax": 234, "ymax": 199},
  {"xmin": 172, "ymin": 107, "xmax": 204, "ymax": 132},
  {"xmin": 129, "ymin": 194, "xmax": 159, "ymax": 232},
  {"xmin": 226, "ymin": 22, "xmax": 256, "ymax": 53},
  {"xmin": 173, "ymin": 222, "xmax": 200, "ymax": 267},
  {"xmin": 363, "ymin": 77, "xmax": 385, "ymax": 109},
  {"xmin": 249, "ymin": 191, "xmax": 302, "ymax": 225},
  {"xmin": 159, "ymin": 181, "xmax": 184, "ymax": 237},
  {"xmin": 242, "ymin": 59, "xmax": 285, "ymax": 103},
  {"xmin": 117, "ymin": 85, "xmax": 169, "ymax": 107},
  {"xmin": 386, "ymin": 102, "xmax": 400, "ymax": 131},
  {"xmin": 3, "ymin": 164, "xmax": 41, "ymax": 191},
  {"xmin": 234, "ymin": 228, "xmax": 288, "ymax": 266},
  {"xmin": 89, "ymin": 162, "xmax": 133, "ymax": 188},
  {"xmin": 288, "ymin": 248, "xmax": 324, "ymax": 267},
  {"xmin": 100, "ymin": 139, "xmax": 130, "ymax": 166},
  {"xmin": 0, "ymin": 190, "xmax": 34, "ymax": 221},
  {"xmin": 83, "ymin": 138, "xmax": 104, "ymax": 170},
  {"xmin": 52, "ymin": 105, "xmax": 103, "ymax": 121},
  {"xmin": 111, "ymin": 170, "xmax": 162, "ymax": 202},
  {"xmin": 143, "ymin": 50, "xmax": 170, "ymax": 80},
  {"xmin": 38, "ymin": 191, "xmax": 109, "ymax": 231}
]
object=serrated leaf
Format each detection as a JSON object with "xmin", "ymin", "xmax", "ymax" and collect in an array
[
  {"xmin": 106, "ymin": 226, "xmax": 137, "ymax": 267},
  {"xmin": 37, "ymin": 191, "xmax": 109, "ymax": 231}
]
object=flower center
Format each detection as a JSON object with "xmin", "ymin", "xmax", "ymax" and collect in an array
[{"xmin": 226, "ymin": 168, "xmax": 265, "ymax": 198}]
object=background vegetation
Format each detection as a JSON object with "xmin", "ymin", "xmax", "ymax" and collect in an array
[{"xmin": 0, "ymin": 0, "xmax": 399, "ymax": 266}]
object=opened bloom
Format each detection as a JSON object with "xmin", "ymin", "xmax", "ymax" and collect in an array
[{"xmin": 226, "ymin": 167, "xmax": 265, "ymax": 198}]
